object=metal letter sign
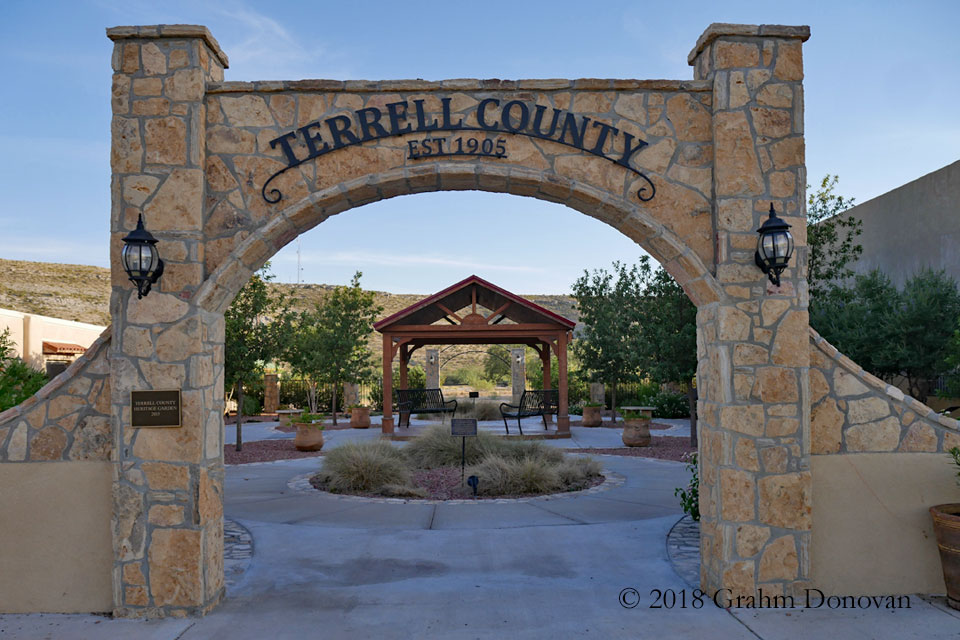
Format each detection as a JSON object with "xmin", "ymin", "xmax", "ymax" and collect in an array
[
  {"xmin": 451, "ymin": 418, "xmax": 478, "ymax": 437},
  {"xmin": 262, "ymin": 97, "xmax": 655, "ymax": 204},
  {"xmin": 131, "ymin": 389, "xmax": 182, "ymax": 428}
]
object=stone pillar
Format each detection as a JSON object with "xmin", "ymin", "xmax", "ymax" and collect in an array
[
  {"xmin": 511, "ymin": 349, "xmax": 525, "ymax": 404},
  {"xmin": 263, "ymin": 373, "xmax": 278, "ymax": 414},
  {"xmin": 589, "ymin": 382, "xmax": 605, "ymax": 405},
  {"xmin": 689, "ymin": 24, "xmax": 811, "ymax": 600},
  {"xmin": 342, "ymin": 382, "xmax": 359, "ymax": 407},
  {"xmin": 107, "ymin": 25, "xmax": 228, "ymax": 618},
  {"xmin": 425, "ymin": 349, "xmax": 439, "ymax": 389}
]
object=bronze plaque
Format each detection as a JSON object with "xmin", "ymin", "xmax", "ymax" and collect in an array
[
  {"xmin": 451, "ymin": 418, "xmax": 477, "ymax": 437},
  {"xmin": 131, "ymin": 389, "xmax": 182, "ymax": 428}
]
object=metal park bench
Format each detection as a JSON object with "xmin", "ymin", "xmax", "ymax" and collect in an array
[
  {"xmin": 499, "ymin": 389, "xmax": 559, "ymax": 435},
  {"xmin": 395, "ymin": 388, "xmax": 458, "ymax": 428}
]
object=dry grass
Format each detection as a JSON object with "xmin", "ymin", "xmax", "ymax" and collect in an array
[{"xmin": 316, "ymin": 441, "xmax": 410, "ymax": 492}]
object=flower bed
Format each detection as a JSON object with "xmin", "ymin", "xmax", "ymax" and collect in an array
[{"xmin": 309, "ymin": 425, "xmax": 603, "ymax": 499}]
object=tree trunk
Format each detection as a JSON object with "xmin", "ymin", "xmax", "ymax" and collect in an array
[
  {"xmin": 236, "ymin": 381, "xmax": 244, "ymax": 453},
  {"xmin": 687, "ymin": 384, "xmax": 698, "ymax": 448},
  {"xmin": 610, "ymin": 385, "xmax": 617, "ymax": 424},
  {"xmin": 332, "ymin": 384, "xmax": 338, "ymax": 426},
  {"xmin": 307, "ymin": 383, "xmax": 318, "ymax": 414}
]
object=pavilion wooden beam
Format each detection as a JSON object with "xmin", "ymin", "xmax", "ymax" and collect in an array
[{"xmin": 485, "ymin": 302, "xmax": 511, "ymax": 323}]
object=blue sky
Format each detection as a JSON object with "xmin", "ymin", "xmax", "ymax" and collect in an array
[{"xmin": 1, "ymin": 0, "xmax": 958, "ymax": 293}]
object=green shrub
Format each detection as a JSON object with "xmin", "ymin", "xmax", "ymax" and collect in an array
[
  {"xmin": 0, "ymin": 358, "xmax": 48, "ymax": 412},
  {"xmin": 674, "ymin": 452, "xmax": 699, "ymax": 521},
  {"xmin": 652, "ymin": 390, "xmax": 689, "ymax": 418},
  {"xmin": 242, "ymin": 393, "xmax": 262, "ymax": 416},
  {"xmin": 318, "ymin": 441, "xmax": 410, "ymax": 492}
]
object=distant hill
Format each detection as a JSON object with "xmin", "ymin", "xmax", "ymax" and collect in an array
[{"xmin": 0, "ymin": 258, "xmax": 578, "ymax": 372}]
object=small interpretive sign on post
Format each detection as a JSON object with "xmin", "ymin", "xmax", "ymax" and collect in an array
[
  {"xmin": 451, "ymin": 418, "xmax": 478, "ymax": 437},
  {"xmin": 131, "ymin": 389, "xmax": 182, "ymax": 428}
]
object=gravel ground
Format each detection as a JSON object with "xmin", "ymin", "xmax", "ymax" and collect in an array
[
  {"xmin": 567, "ymin": 436, "xmax": 695, "ymax": 462},
  {"xmin": 225, "ymin": 439, "xmax": 325, "ymax": 464}
]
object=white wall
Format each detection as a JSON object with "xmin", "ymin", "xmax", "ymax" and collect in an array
[{"xmin": 0, "ymin": 308, "xmax": 106, "ymax": 368}]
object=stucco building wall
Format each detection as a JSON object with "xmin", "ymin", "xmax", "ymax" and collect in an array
[{"xmin": 843, "ymin": 159, "xmax": 960, "ymax": 288}]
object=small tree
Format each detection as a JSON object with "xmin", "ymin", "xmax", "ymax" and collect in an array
[
  {"xmin": 481, "ymin": 346, "xmax": 511, "ymax": 384},
  {"xmin": 224, "ymin": 265, "xmax": 289, "ymax": 451},
  {"xmin": 813, "ymin": 268, "xmax": 960, "ymax": 400},
  {"xmin": 943, "ymin": 320, "xmax": 960, "ymax": 398},
  {"xmin": 633, "ymin": 258, "xmax": 698, "ymax": 443},
  {"xmin": 286, "ymin": 272, "xmax": 382, "ymax": 425},
  {"xmin": 807, "ymin": 175, "xmax": 862, "ymax": 303},
  {"xmin": 893, "ymin": 269, "xmax": 960, "ymax": 400},
  {"xmin": 571, "ymin": 260, "xmax": 645, "ymax": 420}
]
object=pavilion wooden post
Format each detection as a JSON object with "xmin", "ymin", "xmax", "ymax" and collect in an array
[
  {"xmin": 540, "ymin": 342, "xmax": 552, "ymax": 424},
  {"xmin": 557, "ymin": 331, "xmax": 569, "ymax": 433},
  {"xmin": 382, "ymin": 334, "xmax": 394, "ymax": 434},
  {"xmin": 399, "ymin": 344, "xmax": 409, "ymax": 390}
]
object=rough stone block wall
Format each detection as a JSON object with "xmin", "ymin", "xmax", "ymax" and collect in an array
[
  {"xmin": 107, "ymin": 26, "xmax": 228, "ymax": 618},
  {"xmin": 690, "ymin": 24, "xmax": 812, "ymax": 600},
  {"xmin": 0, "ymin": 328, "xmax": 113, "ymax": 462},
  {"xmin": 809, "ymin": 328, "xmax": 960, "ymax": 455}
]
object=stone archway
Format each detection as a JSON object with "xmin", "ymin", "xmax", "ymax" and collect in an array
[
  {"xmin": 0, "ymin": 22, "xmax": 820, "ymax": 618},
  {"xmin": 100, "ymin": 22, "xmax": 813, "ymax": 617}
]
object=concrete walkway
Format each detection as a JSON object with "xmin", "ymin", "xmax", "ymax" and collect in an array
[{"xmin": 2, "ymin": 451, "xmax": 958, "ymax": 638}]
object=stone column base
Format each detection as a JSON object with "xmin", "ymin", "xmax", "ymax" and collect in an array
[{"xmin": 557, "ymin": 415, "xmax": 570, "ymax": 432}]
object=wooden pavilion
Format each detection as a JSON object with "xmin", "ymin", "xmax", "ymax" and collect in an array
[{"xmin": 373, "ymin": 275, "xmax": 576, "ymax": 434}]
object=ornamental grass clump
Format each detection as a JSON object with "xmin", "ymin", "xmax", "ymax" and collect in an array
[
  {"xmin": 318, "ymin": 441, "xmax": 410, "ymax": 493},
  {"xmin": 467, "ymin": 455, "xmax": 563, "ymax": 496},
  {"xmin": 403, "ymin": 424, "xmax": 504, "ymax": 468},
  {"xmin": 312, "ymin": 425, "xmax": 603, "ymax": 498}
]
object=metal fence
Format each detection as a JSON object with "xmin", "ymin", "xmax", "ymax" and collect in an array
[{"xmin": 277, "ymin": 379, "xmax": 376, "ymax": 411}]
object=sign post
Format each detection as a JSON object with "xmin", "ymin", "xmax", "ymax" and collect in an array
[{"xmin": 451, "ymin": 418, "xmax": 478, "ymax": 486}]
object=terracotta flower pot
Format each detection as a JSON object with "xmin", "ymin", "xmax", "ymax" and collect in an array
[
  {"xmin": 350, "ymin": 407, "xmax": 371, "ymax": 428},
  {"xmin": 293, "ymin": 423, "xmax": 324, "ymax": 451},
  {"xmin": 622, "ymin": 417, "xmax": 651, "ymax": 447},
  {"xmin": 931, "ymin": 503, "xmax": 960, "ymax": 610},
  {"xmin": 582, "ymin": 406, "xmax": 603, "ymax": 428}
]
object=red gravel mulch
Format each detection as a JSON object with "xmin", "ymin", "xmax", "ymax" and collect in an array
[
  {"xmin": 567, "ymin": 436, "xmax": 695, "ymax": 462},
  {"xmin": 225, "ymin": 439, "xmax": 324, "ymax": 465}
]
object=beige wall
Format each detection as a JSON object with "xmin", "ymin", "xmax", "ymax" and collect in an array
[
  {"xmin": 0, "ymin": 307, "xmax": 106, "ymax": 368},
  {"xmin": 811, "ymin": 453, "xmax": 959, "ymax": 596},
  {"xmin": 0, "ymin": 462, "xmax": 113, "ymax": 613}
]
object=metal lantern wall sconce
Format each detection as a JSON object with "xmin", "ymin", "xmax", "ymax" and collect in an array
[
  {"xmin": 122, "ymin": 214, "xmax": 165, "ymax": 299},
  {"xmin": 754, "ymin": 204, "xmax": 794, "ymax": 286}
]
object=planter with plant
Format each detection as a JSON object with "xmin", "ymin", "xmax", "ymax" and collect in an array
[
  {"xmin": 620, "ymin": 407, "xmax": 652, "ymax": 447},
  {"xmin": 294, "ymin": 413, "xmax": 325, "ymax": 451},
  {"xmin": 349, "ymin": 404, "xmax": 371, "ymax": 428},
  {"xmin": 930, "ymin": 446, "xmax": 960, "ymax": 610},
  {"xmin": 582, "ymin": 402, "xmax": 603, "ymax": 428}
]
